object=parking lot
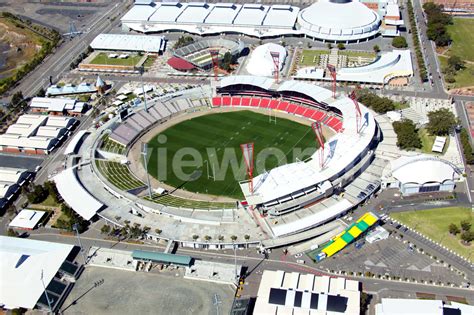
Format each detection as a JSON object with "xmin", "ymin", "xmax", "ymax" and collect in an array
[
  {"xmin": 62, "ymin": 266, "xmax": 236, "ymax": 315},
  {"xmin": 318, "ymin": 235, "xmax": 466, "ymax": 285}
]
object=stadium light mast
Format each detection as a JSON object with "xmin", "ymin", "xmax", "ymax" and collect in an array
[
  {"xmin": 270, "ymin": 51, "xmax": 280, "ymax": 83},
  {"xmin": 141, "ymin": 143, "xmax": 153, "ymax": 198},
  {"xmin": 140, "ymin": 66, "xmax": 149, "ymax": 112},
  {"xmin": 40, "ymin": 269, "xmax": 53, "ymax": 313},
  {"xmin": 240, "ymin": 143, "xmax": 254, "ymax": 195},
  {"xmin": 311, "ymin": 122, "xmax": 325, "ymax": 168},
  {"xmin": 209, "ymin": 49, "xmax": 220, "ymax": 81},
  {"xmin": 349, "ymin": 88, "xmax": 362, "ymax": 134},
  {"xmin": 327, "ymin": 64, "xmax": 337, "ymax": 99}
]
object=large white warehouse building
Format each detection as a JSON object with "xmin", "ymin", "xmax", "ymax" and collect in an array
[{"xmin": 122, "ymin": 0, "xmax": 383, "ymax": 43}]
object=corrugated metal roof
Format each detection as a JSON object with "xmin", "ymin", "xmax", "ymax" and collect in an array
[{"xmin": 132, "ymin": 250, "xmax": 192, "ymax": 266}]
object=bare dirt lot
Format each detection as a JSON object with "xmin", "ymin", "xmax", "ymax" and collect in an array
[{"xmin": 62, "ymin": 266, "xmax": 236, "ymax": 315}]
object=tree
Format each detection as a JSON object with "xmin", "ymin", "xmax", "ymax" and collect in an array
[
  {"xmin": 218, "ymin": 235, "xmax": 224, "ymax": 241},
  {"xmin": 230, "ymin": 235, "xmax": 238, "ymax": 241},
  {"xmin": 373, "ymin": 45, "xmax": 380, "ymax": 53},
  {"xmin": 426, "ymin": 108, "xmax": 457, "ymax": 136},
  {"xmin": 154, "ymin": 228, "xmax": 162, "ymax": 234},
  {"xmin": 392, "ymin": 36, "xmax": 408, "ymax": 48},
  {"xmin": 7, "ymin": 228, "xmax": 19, "ymax": 237},
  {"xmin": 192, "ymin": 234, "xmax": 199, "ymax": 241},
  {"xmin": 100, "ymin": 224, "xmax": 111, "ymax": 234},
  {"xmin": 337, "ymin": 43, "xmax": 345, "ymax": 50},
  {"xmin": 36, "ymin": 88, "xmax": 46, "ymax": 97},
  {"xmin": 447, "ymin": 55, "xmax": 465, "ymax": 72},
  {"xmin": 460, "ymin": 220, "xmax": 471, "ymax": 232},
  {"xmin": 392, "ymin": 119, "xmax": 422, "ymax": 150},
  {"xmin": 448, "ymin": 223, "xmax": 460, "ymax": 235},
  {"xmin": 43, "ymin": 181, "xmax": 59, "ymax": 203},
  {"xmin": 327, "ymin": 43, "xmax": 332, "ymax": 49},
  {"xmin": 26, "ymin": 184, "xmax": 49, "ymax": 204},
  {"xmin": 204, "ymin": 235, "xmax": 212, "ymax": 241},
  {"xmin": 357, "ymin": 89, "xmax": 395, "ymax": 114},
  {"xmin": 460, "ymin": 230, "xmax": 473, "ymax": 244},
  {"xmin": 244, "ymin": 234, "xmax": 250, "ymax": 241}
]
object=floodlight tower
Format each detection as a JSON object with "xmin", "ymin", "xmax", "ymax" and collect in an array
[
  {"xmin": 270, "ymin": 51, "xmax": 280, "ymax": 83},
  {"xmin": 209, "ymin": 49, "xmax": 220, "ymax": 81},
  {"xmin": 327, "ymin": 64, "xmax": 337, "ymax": 99},
  {"xmin": 311, "ymin": 122, "xmax": 325, "ymax": 168},
  {"xmin": 141, "ymin": 143, "xmax": 153, "ymax": 198},
  {"xmin": 349, "ymin": 87, "xmax": 362, "ymax": 133},
  {"xmin": 240, "ymin": 143, "xmax": 254, "ymax": 195}
]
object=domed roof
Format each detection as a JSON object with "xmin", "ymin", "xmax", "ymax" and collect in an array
[
  {"xmin": 297, "ymin": 0, "xmax": 380, "ymax": 41},
  {"xmin": 246, "ymin": 43, "xmax": 287, "ymax": 77}
]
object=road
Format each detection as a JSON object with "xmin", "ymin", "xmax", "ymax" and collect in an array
[
  {"xmin": 1, "ymin": 1, "xmax": 129, "ymax": 102},
  {"xmin": 27, "ymin": 229, "xmax": 474, "ymax": 306}
]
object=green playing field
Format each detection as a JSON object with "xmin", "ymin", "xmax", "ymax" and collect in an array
[{"xmin": 146, "ymin": 110, "xmax": 320, "ymax": 199}]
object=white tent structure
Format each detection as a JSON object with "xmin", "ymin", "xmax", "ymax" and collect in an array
[{"xmin": 246, "ymin": 43, "xmax": 287, "ymax": 77}]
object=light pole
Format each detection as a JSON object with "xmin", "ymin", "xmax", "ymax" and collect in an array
[
  {"xmin": 73, "ymin": 223, "xmax": 87, "ymax": 264},
  {"xmin": 40, "ymin": 269, "xmax": 53, "ymax": 313},
  {"xmin": 233, "ymin": 242, "xmax": 238, "ymax": 286}
]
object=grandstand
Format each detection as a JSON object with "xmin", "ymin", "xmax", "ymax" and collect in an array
[
  {"xmin": 313, "ymin": 212, "xmax": 379, "ymax": 261},
  {"xmin": 95, "ymin": 160, "xmax": 145, "ymax": 192},
  {"xmin": 145, "ymin": 193, "xmax": 235, "ymax": 210},
  {"xmin": 169, "ymin": 38, "xmax": 244, "ymax": 71},
  {"xmin": 99, "ymin": 135, "xmax": 126, "ymax": 155}
]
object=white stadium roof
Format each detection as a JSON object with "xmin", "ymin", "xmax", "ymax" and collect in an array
[
  {"xmin": 0, "ymin": 236, "xmax": 73, "ymax": 310},
  {"xmin": 296, "ymin": 50, "xmax": 413, "ymax": 84},
  {"xmin": 122, "ymin": 0, "xmax": 379, "ymax": 41},
  {"xmin": 54, "ymin": 168, "xmax": 104, "ymax": 220},
  {"xmin": 390, "ymin": 156, "xmax": 459, "ymax": 185},
  {"xmin": 90, "ymin": 33, "xmax": 166, "ymax": 53},
  {"xmin": 375, "ymin": 298, "xmax": 474, "ymax": 315},
  {"xmin": 246, "ymin": 43, "xmax": 287, "ymax": 77}
]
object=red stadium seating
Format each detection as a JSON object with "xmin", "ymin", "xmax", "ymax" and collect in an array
[
  {"xmin": 250, "ymin": 98, "xmax": 261, "ymax": 107},
  {"xmin": 268, "ymin": 99, "xmax": 278, "ymax": 109},
  {"xmin": 214, "ymin": 94, "xmax": 343, "ymax": 132},
  {"xmin": 222, "ymin": 97, "xmax": 231, "ymax": 106},
  {"xmin": 212, "ymin": 97, "xmax": 222, "ymax": 107},
  {"xmin": 231, "ymin": 97, "xmax": 241, "ymax": 106},
  {"xmin": 294, "ymin": 106, "xmax": 306, "ymax": 116},
  {"xmin": 241, "ymin": 97, "xmax": 251, "ymax": 106},
  {"xmin": 277, "ymin": 101, "xmax": 289, "ymax": 111},
  {"xmin": 287, "ymin": 104, "xmax": 298, "ymax": 114}
]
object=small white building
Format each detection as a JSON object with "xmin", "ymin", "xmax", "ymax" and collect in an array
[
  {"xmin": 366, "ymin": 226, "xmax": 389, "ymax": 243},
  {"xmin": 9, "ymin": 209, "xmax": 46, "ymax": 230}
]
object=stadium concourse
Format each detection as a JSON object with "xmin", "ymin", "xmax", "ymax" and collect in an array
[{"xmin": 53, "ymin": 76, "xmax": 385, "ymax": 250}]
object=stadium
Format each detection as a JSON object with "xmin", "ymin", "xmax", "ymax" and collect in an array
[
  {"xmin": 55, "ymin": 75, "xmax": 384, "ymax": 248},
  {"xmin": 121, "ymin": 0, "xmax": 383, "ymax": 43},
  {"xmin": 168, "ymin": 38, "xmax": 244, "ymax": 72}
]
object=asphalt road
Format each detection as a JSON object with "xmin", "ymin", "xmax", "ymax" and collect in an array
[
  {"xmin": 27, "ymin": 230, "xmax": 474, "ymax": 306},
  {"xmin": 1, "ymin": 1, "xmax": 129, "ymax": 102}
]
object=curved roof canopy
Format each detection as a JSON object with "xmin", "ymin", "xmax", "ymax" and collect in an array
[
  {"xmin": 391, "ymin": 156, "xmax": 458, "ymax": 184},
  {"xmin": 167, "ymin": 57, "xmax": 196, "ymax": 71}
]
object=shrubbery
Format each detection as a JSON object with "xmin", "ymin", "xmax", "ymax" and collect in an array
[{"xmin": 357, "ymin": 89, "xmax": 395, "ymax": 114}]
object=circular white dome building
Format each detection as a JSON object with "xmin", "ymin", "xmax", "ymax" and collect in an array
[
  {"xmin": 246, "ymin": 43, "xmax": 287, "ymax": 77},
  {"xmin": 297, "ymin": 0, "xmax": 381, "ymax": 43}
]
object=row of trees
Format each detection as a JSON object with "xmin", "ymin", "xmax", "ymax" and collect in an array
[
  {"xmin": 406, "ymin": 0, "xmax": 428, "ymax": 81},
  {"xmin": 0, "ymin": 13, "xmax": 61, "ymax": 95},
  {"xmin": 449, "ymin": 220, "xmax": 473, "ymax": 244},
  {"xmin": 393, "ymin": 119, "xmax": 422, "ymax": 150},
  {"xmin": 356, "ymin": 89, "xmax": 395, "ymax": 114},
  {"xmin": 460, "ymin": 128, "xmax": 474, "ymax": 165},
  {"xmin": 423, "ymin": 2, "xmax": 452, "ymax": 47},
  {"xmin": 173, "ymin": 36, "xmax": 194, "ymax": 49}
]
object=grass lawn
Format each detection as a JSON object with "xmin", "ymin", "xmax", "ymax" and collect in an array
[
  {"xmin": 394, "ymin": 101, "xmax": 410, "ymax": 110},
  {"xmin": 446, "ymin": 18, "xmax": 474, "ymax": 62},
  {"xmin": 391, "ymin": 207, "xmax": 473, "ymax": 260},
  {"xmin": 339, "ymin": 50, "xmax": 376, "ymax": 59},
  {"xmin": 439, "ymin": 56, "xmax": 474, "ymax": 89},
  {"xmin": 40, "ymin": 194, "xmax": 60, "ymax": 207},
  {"xmin": 300, "ymin": 49, "xmax": 328, "ymax": 66},
  {"xmin": 90, "ymin": 53, "xmax": 142, "ymax": 66},
  {"xmin": 143, "ymin": 56, "xmax": 156, "ymax": 69},
  {"xmin": 146, "ymin": 110, "xmax": 319, "ymax": 199},
  {"xmin": 418, "ymin": 128, "xmax": 449, "ymax": 154}
]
